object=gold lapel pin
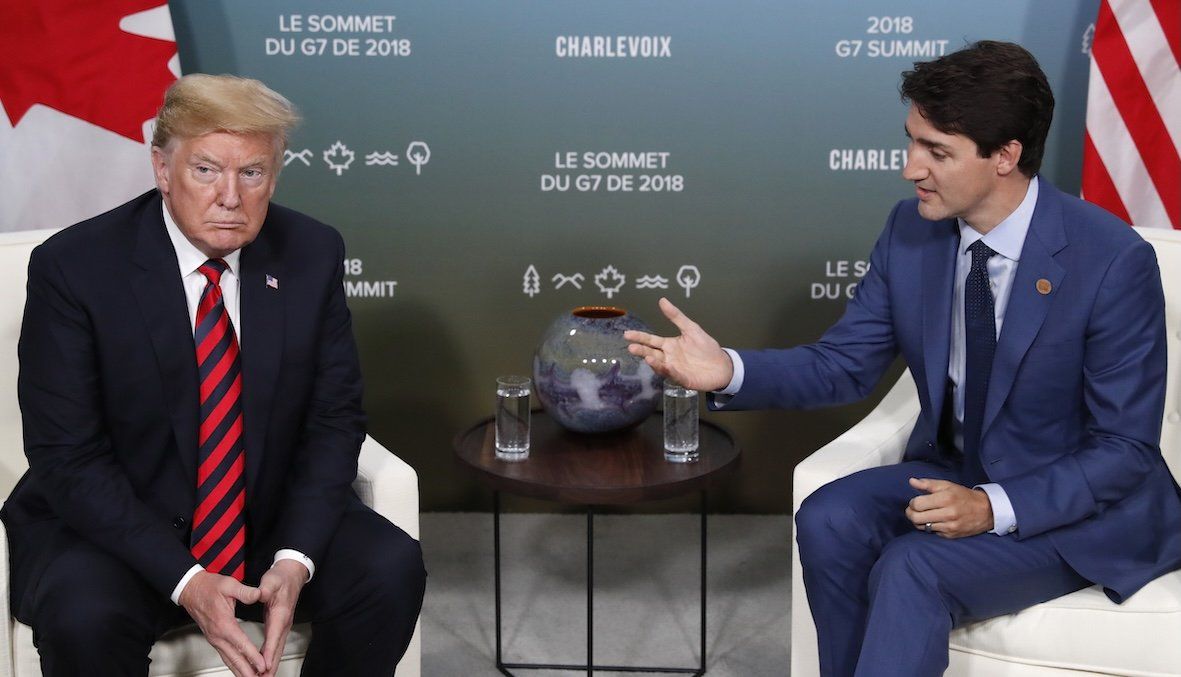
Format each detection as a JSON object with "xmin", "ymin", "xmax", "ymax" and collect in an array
[{"xmin": 1036, "ymin": 279, "xmax": 1052, "ymax": 295}]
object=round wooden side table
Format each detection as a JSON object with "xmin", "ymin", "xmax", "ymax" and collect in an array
[{"xmin": 454, "ymin": 411, "xmax": 740, "ymax": 676}]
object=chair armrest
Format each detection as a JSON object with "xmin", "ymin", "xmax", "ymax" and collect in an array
[
  {"xmin": 790, "ymin": 370, "xmax": 921, "ymax": 677},
  {"xmin": 354, "ymin": 436, "xmax": 423, "ymax": 677},
  {"xmin": 792, "ymin": 370, "xmax": 920, "ymax": 511},
  {"xmin": 0, "ymin": 501, "xmax": 12, "ymax": 676},
  {"xmin": 354, "ymin": 435, "xmax": 420, "ymax": 541}
]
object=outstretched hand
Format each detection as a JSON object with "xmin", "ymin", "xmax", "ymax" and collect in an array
[
  {"xmin": 624, "ymin": 297, "xmax": 734, "ymax": 392},
  {"xmin": 905, "ymin": 478, "xmax": 994, "ymax": 539},
  {"xmin": 179, "ymin": 571, "xmax": 266, "ymax": 677}
]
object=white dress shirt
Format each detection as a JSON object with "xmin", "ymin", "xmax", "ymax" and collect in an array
[
  {"xmin": 718, "ymin": 176, "xmax": 1041, "ymax": 537},
  {"xmin": 162, "ymin": 204, "xmax": 314, "ymax": 604}
]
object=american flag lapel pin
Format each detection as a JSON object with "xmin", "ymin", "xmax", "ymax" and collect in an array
[{"xmin": 266, "ymin": 274, "xmax": 279, "ymax": 290}]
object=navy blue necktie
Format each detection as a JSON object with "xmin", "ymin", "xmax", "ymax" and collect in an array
[{"xmin": 962, "ymin": 240, "xmax": 996, "ymax": 485}]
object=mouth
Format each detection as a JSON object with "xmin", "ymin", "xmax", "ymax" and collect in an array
[
  {"xmin": 914, "ymin": 186, "xmax": 935, "ymax": 200},
  {"xmin": 209, "ymin": 221, "xmax": 246, "ymax": 228}
]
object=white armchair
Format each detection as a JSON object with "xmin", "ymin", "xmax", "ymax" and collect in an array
[
  {"xmin": 0, "ymin": 228, "xmax": 422, "ymax": 677},
  {"xmin": 792, "ymin": 226, "xmax": 1181, "ymax": 676}
]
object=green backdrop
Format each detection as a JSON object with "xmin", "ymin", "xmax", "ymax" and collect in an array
[{"xmin": 170, "ymin": 0, "xmax": 1101, "ymax": 512}]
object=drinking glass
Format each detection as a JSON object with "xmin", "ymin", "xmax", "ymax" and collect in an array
[
  {"xmin": 663, "ymin": 380, "xmax": 699, "ymax": 462},
  {"xmin": 495, "ymin": 376, "xmax": 531, "ymax": 458}
]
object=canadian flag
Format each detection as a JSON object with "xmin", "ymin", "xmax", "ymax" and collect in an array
[
  {"xmin": 1082, "ymin": 0, "xmax": 1180, "ymax": 230},
  {"xmin": 0, "ymin": 1, "xmax": 178, "ymax": 232}
]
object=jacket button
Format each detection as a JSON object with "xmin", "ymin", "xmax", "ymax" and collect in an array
[
  {"xmin": 927, "ymin": 440, "xmax": 934, "ymax": 448},
  {"xmin": 172, "ymin": 516, "xmax": 186, "ymax": 529}
]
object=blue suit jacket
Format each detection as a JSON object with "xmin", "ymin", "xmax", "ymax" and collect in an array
[
  {"xmin": 1, "ymin": 190, "xmax": 366, "ymax": 613},
  {"xmin": 722, "ymin": 179, "xmax": 1181, "ymax": 602}
]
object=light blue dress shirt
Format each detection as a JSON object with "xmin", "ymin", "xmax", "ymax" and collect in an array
[{"xmin": 719, "ymin": 176, "xmax": 1041, "ymax": 536}]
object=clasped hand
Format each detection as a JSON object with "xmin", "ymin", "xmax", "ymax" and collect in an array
[
  {"xmin": 178, "ymin": 560, "xmax": 309, "ymax": 677},
  {"xmin": 624, "ymin": 297, "xmax": 733, "ymax": 391},
  {"xmin": 905, "ymin": 477, "xmax": 994, "ymax": 538}
]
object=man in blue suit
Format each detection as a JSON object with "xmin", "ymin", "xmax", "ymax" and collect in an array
[
  {"xmin": 3, "ymin": 75, "xmax": 425, "ymax": 676},
  {"xmin": 627, "ymin": 41, "xmax": 1181, "ymax": 675}
]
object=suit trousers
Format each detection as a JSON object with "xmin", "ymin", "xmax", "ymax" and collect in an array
[
  {"xmin": 795, "ymin": 461, "xmax": 1089, "ymax": 677},
  {"xmin": 15, "ymin": 502, "xmax": 426, "ymax": 677}
]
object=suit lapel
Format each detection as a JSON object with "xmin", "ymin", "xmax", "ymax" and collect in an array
[
  {"xmin": 983, "ymin": 183, "xmax": 1066, "ymax": 435},
  {"xmin": 921, "ymin": 219, "xmax": 959, "ymax": 427},
  {"xmin": 239, "ymin": 228, "xmax": 284, "ymax": 494},
  {"xmin": 130, "ymin": 195, "xmax": 201, "ymax": 486}
]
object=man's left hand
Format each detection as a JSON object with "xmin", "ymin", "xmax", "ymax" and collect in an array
[
  {"xmin": 905, "ymin": 477, "xmax": 994, "ymax": 539},
  {"xmin": 257, "ymin": 559, "xmax": 309, "ymax": 677}
]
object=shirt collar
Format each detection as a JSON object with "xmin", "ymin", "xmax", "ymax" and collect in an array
[
  {"xmin": 957, "ymin": 174, "xmax": 1039, "ymax": 262},
  {"xmin": 161, "ymin": 201, "xmax": 242, "ymax": 279}
]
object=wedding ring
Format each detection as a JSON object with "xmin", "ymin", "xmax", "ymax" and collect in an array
[{"xmin": 924, "ymin": 522, "xmax": 933, "ymax": 533}]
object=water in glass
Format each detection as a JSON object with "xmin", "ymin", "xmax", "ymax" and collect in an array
[
  {"xmin": 495, "ymin": 378, "xmax": 530, "ymax": 455},
  {"xmin": 663, "ymin": 383, "xmax": 699, "ymax": 462}
]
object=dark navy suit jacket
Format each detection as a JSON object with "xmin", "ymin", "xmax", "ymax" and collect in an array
[
  {"xmin": 2, "ymin": 190, "xmax": 366, "ymax": 616},
  {"xmin": 721, "ymin": 179, "xmax": 1181, "ymax": 602}
]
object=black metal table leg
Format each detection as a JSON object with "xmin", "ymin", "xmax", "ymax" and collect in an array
[
  {"xmin": 494, "ymin": 495, "xmax": 708, "ymax": 675},
  {"xmin": 588, "ymin": 508, "xmax": 594, "ymax": 677},
  {"xmin": 700, "ymin": 491, "xmax": 708, "ymax": 675},
  {"xmin": 493, "ymin": 492, "xmax": 508, "ymax": 676}
]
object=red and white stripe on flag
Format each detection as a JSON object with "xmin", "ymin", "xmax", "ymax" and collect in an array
[
  {"xmin": 0, "ymin": 2, "xmax": 177, "ymax": 232},
  {"xmin": 1082, "ymin": 0, "xmax": 1181, "ymax": 230}
]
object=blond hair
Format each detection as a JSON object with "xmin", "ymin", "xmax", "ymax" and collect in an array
[{"xmin": 151, "ymin": 74, "xmax": 300, "ymax": 156}]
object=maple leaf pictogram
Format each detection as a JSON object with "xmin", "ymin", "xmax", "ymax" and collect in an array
[
  {"xmin": 594, "ymin": 265, "xmax": 626, "ymax": 299},
  {"xmin": 0, "ymin": 0, "xmax": 176, "ymax": 142}
]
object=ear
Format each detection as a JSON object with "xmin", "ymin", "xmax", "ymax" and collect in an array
[
  {"xmin": 150, "ymin": 146, "xmax": 171, "ymax": 195},
  {"xmin": 994, "ymin": 139, "xmax": 1023, "ymax": 177}
]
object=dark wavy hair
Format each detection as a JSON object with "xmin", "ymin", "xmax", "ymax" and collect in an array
[{"xmin": 900, "ymin": 41, "xmax": 1054, "ymax": 177}]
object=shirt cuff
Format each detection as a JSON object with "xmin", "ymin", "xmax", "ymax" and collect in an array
[
  {"xmin": 171, "ymin": 564, "xmax": 204, "ymax": 605},
  {"xmin": 976, "ymin": 483, "xmax": 1017, "ymax": 536},
  {"xmin": 274, "ymin": 549, "xmax": 315, "ymax": 582},
  {"xmin": 715, "ymin": 348, "xmax": 745, "ymax": 395}
]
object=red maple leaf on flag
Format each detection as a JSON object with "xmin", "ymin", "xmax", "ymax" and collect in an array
[{"xmin": 0, "ymin": 0, "xmax": 176, "ymax": 142}]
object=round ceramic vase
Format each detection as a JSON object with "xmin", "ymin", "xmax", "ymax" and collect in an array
[{"xmin": 533, "ymin": 306, "xmax": 662, "ymax": 433}]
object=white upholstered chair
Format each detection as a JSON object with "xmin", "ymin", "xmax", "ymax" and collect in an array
[
  {"xmin": 0, "ymin": 228, "xmax": 422, "ymax": 677},
  {"xmin": 791, "ymin": 226, "xmax": 1181, "ymax": 676}
]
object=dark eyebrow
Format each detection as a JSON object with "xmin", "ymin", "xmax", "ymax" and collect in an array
[{"xmin": 904, "ymin": 125, "xmax": 951, "ymax": 153}]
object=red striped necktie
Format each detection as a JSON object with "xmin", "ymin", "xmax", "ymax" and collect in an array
[{"xmin": 191, "ymin": 259, "xmax": 247, "ymax": 581}]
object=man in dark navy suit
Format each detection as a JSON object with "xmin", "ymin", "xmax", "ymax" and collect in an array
[
  {"xmin": 628, "ymin": 41, "xmax": 1181, "ymax": 676},
  {"xmin": 2, "ymin": 74, "xmax": 425, "ymax": 677}
]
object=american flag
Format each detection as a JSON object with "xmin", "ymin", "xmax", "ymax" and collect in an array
[
  {"xmin": 1081, "ymin": 0, "xmax": 1180, "ymax": 230},
  {"xmin": 266, "ymin": 274, "xmax": 279, "ymax": 290}
]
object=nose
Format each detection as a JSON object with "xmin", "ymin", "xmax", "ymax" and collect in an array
[
  {"xmin": 215, "ymin": 174, "xmax": 242, "ymax": 209},
  {"xmin": 901, "ymin": 147, "xmax": 926, "ymax": 182}
]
